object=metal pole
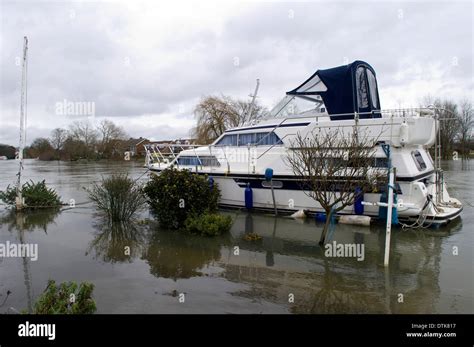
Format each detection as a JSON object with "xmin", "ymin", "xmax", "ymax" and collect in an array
[
  {"xmin": 16, "ymin": 36, "xmax": 28, "ymax": 210},
  {"xmin": 247, "ymin": 79, "xmax": 260, "ymax": 121},
  {"xmin": 270, "ymin": 181, "xmax": 277, "ymax": 217},
  {"xmin": 384, "ymin": 167, "xmax": 394, "ymax": 267}
]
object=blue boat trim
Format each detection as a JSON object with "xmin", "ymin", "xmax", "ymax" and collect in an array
[{"xmin": 224, "ymin": 122, "xmax": 311, "ymax": 133}]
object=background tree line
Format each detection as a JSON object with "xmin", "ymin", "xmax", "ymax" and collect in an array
[
  {"xmin": 9, "ymin": 95, "xmax": 472, "ymax": 161},
  {"xmin": 422, "ymin": 97, "xmax": 473, "ymax": 160},
  {"xmin": 25, "ymin": 120, "xmax": 128, "ymax": 161},
  {"xmin": 191, "ymin": 94, "xmax": 269, "ymax": 144}
]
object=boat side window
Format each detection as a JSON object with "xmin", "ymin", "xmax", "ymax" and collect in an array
[
  {"xmin": 366, "ymin": 69, "xmax": 379, "ymax": 109},
  {"xmin": 411, "ymin": 150, "xmax": 427, "ymax": 171},
  {"xmin": 177, "ymin": 156, "xmax": 201, "ymax": 166},
  {"xmin": 356, "ymin": 67, "xmax": 369, "ymax": 109},
  {"xmin": 255, "ymin": 132, "xmax": 283, "ymax": 145},
  {"xmin": 216, "ymin": 134, "xmax": 238, "ymax": 146},
  {"xmin": 216, "ymin": 132, "xmax": 283, "ymax": 146},
  {"xmin": 177, "ymin": 156, "xmax": 220, "ymax": 167},
  {"xmin": 238, "ymin": 133, "xmax": 255, "ymax": 146},
  {"xmin": 374, "ymin": 157, "xmax": 388, "ymax": 168}
]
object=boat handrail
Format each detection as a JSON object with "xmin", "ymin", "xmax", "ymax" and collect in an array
[
  {"xmin": 145, "ymin": 107, "xmax": 441, "ymax": 168},
  {"xmin": 257, "ymin": 133, "xmax": 296, "ymax": 160}
]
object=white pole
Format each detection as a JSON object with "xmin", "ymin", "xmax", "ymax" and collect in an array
[
  {"xmin": 384, "ymin": 167, "xmax": 394, "ymax": 266},
  {"xmin": 16, "ymin": 36, "xmax": 28, "ymax": 210},
  {"xmin": 247, "ymin": 79, "xmax": 260, "ymax": 120}
]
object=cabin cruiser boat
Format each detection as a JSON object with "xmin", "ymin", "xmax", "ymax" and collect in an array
[{"xmin": 146, "ymin": 60, "xmax": 462, "ymax": 226}]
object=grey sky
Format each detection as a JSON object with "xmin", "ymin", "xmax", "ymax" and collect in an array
[{"xmin": 1, "ymin": 0, "xmax": 472, "ymax": 146}]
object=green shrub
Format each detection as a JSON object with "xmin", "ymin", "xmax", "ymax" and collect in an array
[
  {"xmin": 32, "ymin": 280, "xmax": 96, "ymax": 314},
  {"xmin": 143, "ymin": 168, "xmax": 220, "ymax": 229},
  {"xmin": 85, "ymin": 174, "xmax": 146, "ymax": 222},
  {"xmin": 184, "ymin": 213, "xmax": 232, "ymax": 236},
  {"xmin": 0, "ymin": 180, "xmax": 62, "ymax": 209}
]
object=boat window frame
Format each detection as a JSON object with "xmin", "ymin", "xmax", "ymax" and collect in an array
[
  {"xmin": 215, "ymin": 132, "xmax": 283, "ymax": 147},
  {"xmin": 356, "ymin": 66, "xmax": 369, "ymax": 109},
  {"xmin": 411, "ymin": 150, "xmax": 427, "ymax": 171},
  {"xmin": 366, "ymin": 69, "xmax": 379, "ymax": 109}
]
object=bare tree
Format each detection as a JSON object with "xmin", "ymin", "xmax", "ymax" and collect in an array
[
  {"xmin": 422, "ymin": 97, "xmax": 460, "ymax": 160},
  {"xmin": 438, "ymin": 100, "xmax": 460, "ymax": 160},
  {"xmin": 69, "ymin": 121, "xmax": 98, "ymax": 159},
  {"xmin": 50, "ymin": 128, "xmax": 68, "ymax": 158},
  {"xmin": 97, "ymin": 120, "xmax": 127, "ymax": 158},
  {"xmin": 457, "ymin": 100, "xmax": 473, "ymax": 160},
  {"xmin": 286, "ymin": 127, "xmax": 384, "ymax": 245},
  {"xmin": 232, "ymin": 99, "xmax": 269, "ymax": 126},
  {"xmin": 191, "ymin": 95, "xmax": 267, "ymax": 144}
]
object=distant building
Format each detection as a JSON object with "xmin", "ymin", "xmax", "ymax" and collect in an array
[{"xmin": 124, "ymin": 137, "xmax": 150, "ymax": 157}]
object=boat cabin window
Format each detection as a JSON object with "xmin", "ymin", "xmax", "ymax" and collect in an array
[
  {"xmin": 216, "ymin": 132, "xmax": 283, "ymax": 146},
  {"xmin": 356, "ymin": 67, "xmax": 369, "ymax": 109},
  {"xmin": 411, "ymin": 150, "xmax": 427, "ymax": 171},
  {"xmin": 177, "ymin": 156, "xmax": 220, "ymax": 167},
  {"xmin": 366, "ymin": 70, "xmax": 379, "ymax": 109},
  {"xmin": 374, "ymin": 157, "xmax": 388, "ymax": 168},
  {"xmin": 216, "ymin": 134, "xmax": 238, "ymax": 146}
]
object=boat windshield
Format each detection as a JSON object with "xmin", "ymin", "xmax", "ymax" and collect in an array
[{"xmin": 266, "ymin": 95, "xmax": 326, "ymax": 119}]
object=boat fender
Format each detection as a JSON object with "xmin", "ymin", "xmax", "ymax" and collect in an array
[
  {"xmin": 245, "ymin": 183, "xmax": 253, "ymax": 210},
  {"xmin": 265, "ymin": 168, "xmax": 273, "ymax": 181},
  {"xmin": 399, "ymin": 121, "xmax": 409, "ymax": 146},
  {"xmin": 339, "ymin": 215, "xmax": 371, "ymax": 226},
  {"xmin": 354, "ymin": 187, "xmax": 364, "ymax": 215},
  {"xmin": 291, "ymin": 209, "xmax": 306, "ymax": 219},
  {"xmin": 315, "ymin": 213, "xmax": 326, "ymax": 223}
]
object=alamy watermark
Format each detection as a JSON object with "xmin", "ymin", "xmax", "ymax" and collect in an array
[
  {"xmin": 324, "ymin": 241, "xmax": 365, "ymax": 261},
  {"xmin": 55, "ymin": 99, "xmax": 95, "ymax": 117},
  {"xmin": 219, "ymin": 147, "xmax": 258, "ymax": 164},
  {"xmin": 0, "ymin": 241, "xmax": 38, "ymax": 261}
]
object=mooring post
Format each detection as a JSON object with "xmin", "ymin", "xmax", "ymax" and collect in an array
[
  {"xmin": 265, "ymin": 168, "xmax": 277, "ymax": 216},
  {"xmin": 384, "ymin": 167, "xmax": 395, "ymax": 266}
]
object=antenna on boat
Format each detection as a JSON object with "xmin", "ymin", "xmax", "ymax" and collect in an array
[
  {"xmin": 16, "ymin": 36, "xmax": 28, "ymax": 210},
  {"xmin": 247, "ymin": 78, "xmax": 260, "ymax": 121}
]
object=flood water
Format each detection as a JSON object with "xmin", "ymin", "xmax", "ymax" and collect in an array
[{"xmin": 0, "ymin": 159, "xmax": 472, "ymax": 314}]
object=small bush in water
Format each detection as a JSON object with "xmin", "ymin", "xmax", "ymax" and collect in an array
[
  {"xmin": 0, "ymin": 180, "xmax": 62, "ymax": 209},
  {"xmin": 143, "ymin": 168, "xmax": 220, "ymax": 229},
  {"xmin": 32, "ymin": 280, "xmax": 96, "ymax": 314},
  {"xmin": 85, "ymin": 174, "xmax": 146, "ymax": 222},
  {"xmin": 184, "ymin": 213, "xmax": 232, "ymax": 236}
]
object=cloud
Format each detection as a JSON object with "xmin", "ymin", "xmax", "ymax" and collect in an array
[{"xmin": 0, "ymin": 0, "xmax": 472, "ymax": 145}]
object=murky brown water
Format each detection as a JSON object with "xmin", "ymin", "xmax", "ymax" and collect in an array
[{"xmin": 0, "ymin": 159, "xmax": 472, "ymax": 313}]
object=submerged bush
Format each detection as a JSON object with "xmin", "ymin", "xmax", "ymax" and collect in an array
[
  {"xmin": 143, "ymin": 168, "xmax": 220, "ymax": 229},
  {"xmin": 85, "ymin": 174, "xmax": 146, "ymax": 222},
  {"xmin": 0, "ymin": 180, "xmax": 62, "ymax": 209},
  {"xmin": 184, "ymin": 213, "xmax": 232, "ymax": 236},
  {"xmin": 32, "ymin": 280, "xmax": 96, "ymax": 314}
]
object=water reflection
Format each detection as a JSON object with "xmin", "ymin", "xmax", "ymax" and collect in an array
[
  {"xmin": 0, "ymin": 211, "xmax": 58, "ymax": 313},
  {"xmin": 142, "ymin": 226, "xmax": 230, "ymax": 280},
  {"xmin": 0, "ymin": 208, "xmax": 60, "ymax": 233},
  {"xmin": 220, "ymin": 212, "xmax": 452, "ymax": 313},
  {"xmin": 87, "ymin": 220, "xmax": 147, "ymax": 263}
]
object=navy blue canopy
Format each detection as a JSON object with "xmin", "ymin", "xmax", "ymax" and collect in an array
[{"xmin": 286, "ymin": 60, "xmax": 381, "ymax": 120}]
